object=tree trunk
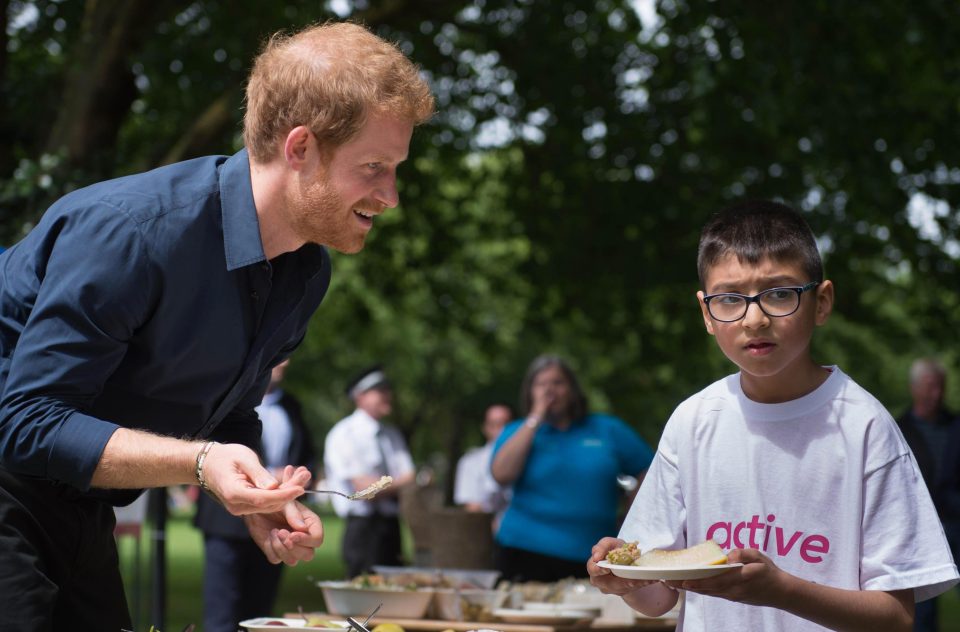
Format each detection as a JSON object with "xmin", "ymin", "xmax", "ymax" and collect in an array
[
  {"xmin": 44, "ymin": 0, "xmax": 189, "ymax": 175},
  {"xmin": 160, "ymin": 89, "xmax": 240, "ymax": 166}
]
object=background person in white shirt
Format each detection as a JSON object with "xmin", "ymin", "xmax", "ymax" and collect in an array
[
  {"xmin": 194, "ymin": 358, "xmax": 316, "ymax": 632},
  {"xmin": 323, "ymin": 365, "xmax": 414, "ymax": 577},
  {"xmin": 454, "ymin": 403, "xmax": 512, "ymax": 525}
]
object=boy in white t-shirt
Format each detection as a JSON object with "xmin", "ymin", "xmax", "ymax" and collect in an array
[{"xmin": 587, "ymin": 200, "xmax": 958, "ymax": 631}]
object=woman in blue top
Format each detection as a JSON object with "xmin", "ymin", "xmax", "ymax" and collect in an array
[{"xmin": 492, "ymin": 354, "xmax": 654, "ymax": 582}]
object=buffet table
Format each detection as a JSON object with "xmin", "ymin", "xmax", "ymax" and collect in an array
[{"xmin": 287, "ymin": 614, "xmax": 677, "ymax": 632}]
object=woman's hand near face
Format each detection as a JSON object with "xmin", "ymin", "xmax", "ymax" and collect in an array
[
  {"xmin": 529, "ymin": 387, "xmax": 556, "ymax": 420},
  {"xmin": 530, "ymin": 365, "xmax": 570, "ymax": 422}
]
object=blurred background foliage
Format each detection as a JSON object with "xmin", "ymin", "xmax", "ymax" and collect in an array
[{"xmin": 2, "ymin": 0, "xmax": 959, "ymax": 485}]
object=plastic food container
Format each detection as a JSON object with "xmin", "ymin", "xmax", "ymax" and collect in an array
[
  {"xmin": 317, "ymin": 581, "xmax": 434, "ymax": 619},
  {"xmin": 429, "ymin": 588, "xmax": 507, "ymax": 621},
  {"xmin": 370, "ymin": 566, "xmax": 501, "ymax": 590}
]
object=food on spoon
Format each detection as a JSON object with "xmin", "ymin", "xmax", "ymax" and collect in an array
[
  {"xmin": 605, "ymin": 541, "xmax": 641, "ymax": 565},
  {"xmin": 353, "ymin": 475, "xmax": 393, "ymax": 500},
  {"xmin": 633, "ymin": 540, "xmax": 727, "ymax": 567}
]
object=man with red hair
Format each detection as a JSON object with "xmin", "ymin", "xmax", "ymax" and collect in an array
[{"xmin": 0, "ymin": 21, "xmax": 433, "ymax": 630}]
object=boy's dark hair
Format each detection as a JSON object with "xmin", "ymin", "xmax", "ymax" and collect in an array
[{"xmin": 697, "ymin": 200, "xmax": 823, "ymax": 288}]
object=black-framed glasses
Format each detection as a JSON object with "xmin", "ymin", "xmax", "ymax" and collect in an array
[{"xmin": 702, "ymin": 281, "xmax": 820, "ymax": 322}]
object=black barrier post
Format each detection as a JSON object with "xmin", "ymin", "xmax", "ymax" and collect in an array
[{"xmin": 149, "ymin": 487, "xmax": 167, "ymax": 631}]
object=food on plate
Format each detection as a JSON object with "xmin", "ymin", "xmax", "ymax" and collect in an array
[
  {"xmin": 605, "ymin": 541, "xmax": 641, "ymax": 565},
  {"xmin": 305, "ymin": 618, "xmax": 345, "ymax": 628},
  {"xmin": 354, "ymin": 475, "xmax": 393, "ymax": 500},
  {"xmin": 605, "ymin": 539, "xmax": 728, "ymax": 567},
  {"xmin": 633, "ymin": 540, "xmax": 727, "ymax": 567}
]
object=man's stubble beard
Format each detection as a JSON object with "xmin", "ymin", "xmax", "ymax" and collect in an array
[{"xmin": 292, "ymin": 173, "xmax": 364, "ymax": 253}]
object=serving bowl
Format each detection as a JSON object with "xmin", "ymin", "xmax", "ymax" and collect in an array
[
  {"xmin": 430, "ymin": 588, "xmax": 507, "ymax": 621},
  {"xmin": 370, "ymin": 566, "xmax": 501, "ymax": 590},
  {"xmin": 317, "ymin": 581, "xmax": 434, "ymax": 619}
]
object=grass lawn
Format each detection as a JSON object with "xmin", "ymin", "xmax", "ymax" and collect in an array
[
  {"xmin": 941, "ymin": 589, "xmax": 960, "ymax": 632},
  {"xmin": 117, "ymin": 508, "xmax": 353, "ymax": 632},
  {"xmin": 118, "ymin": 510, "xmax": 960, "ymax": 632}
]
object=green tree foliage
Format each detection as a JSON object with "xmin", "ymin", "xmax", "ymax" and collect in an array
[{"xmin": 2, "ymin": 0, "xmax": 958, "ymax": 476}]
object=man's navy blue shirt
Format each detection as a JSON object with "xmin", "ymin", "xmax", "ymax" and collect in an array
[{"xmin": 0, "ymin": 150, "xmax": 331, "ymax": 501}]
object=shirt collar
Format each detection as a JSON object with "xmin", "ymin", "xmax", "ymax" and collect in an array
[
  {"xmin": 349, "ymin": 408, "xmax": 382, "ymax": 432},
  {"xmin": 261, "ymin": 389, "xmax": 283, "ymax": 407},
  {"xmin": 219, "ymin": 149, "xmax": 266, "ymax": 271}
]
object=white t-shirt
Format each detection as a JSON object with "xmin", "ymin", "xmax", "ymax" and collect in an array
[
  {"xmin": 323, "ymin": 408, "xmax": 414, "ymax": 517},
  {"xmin": 619, "ymin": 367, "xmax": 959, "ymax": 632},
  {"xmin": 454, "ymin": 442, "xmax": 510, "ymax": 516}
]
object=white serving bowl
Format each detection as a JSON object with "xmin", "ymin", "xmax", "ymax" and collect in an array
[
  {"xmin": 317, "ymin": 581, "xmax": 434, "ymax": 619},
  {"xmin": 430, "ymin": 588, "xmax": 507, "ymax": 621},
  {"xmin": 371, "ymin": 566, "xmax": 501, "ymax": 590}
]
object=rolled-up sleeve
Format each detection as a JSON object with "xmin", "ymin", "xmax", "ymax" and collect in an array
[{"xmin": 0, "ymin": 203, "xmax": 156, "ymax": 490}]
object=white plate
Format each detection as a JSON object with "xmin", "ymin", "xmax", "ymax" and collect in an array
[
  {"xmin": 494, "ymin": 608, "xmax": 595, "ymax": 624},
  {"xmin": 239, "ymin": 617, "xmax": 349, "ymax": 631},
  {"xmin": 597, "ymin": 560, "xmax": 742, "ymax": 580}
]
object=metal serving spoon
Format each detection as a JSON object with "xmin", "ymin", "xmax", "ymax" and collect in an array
[{"xmin": 303, "ymin": 476, "xmax": 393, "ymax": 501}]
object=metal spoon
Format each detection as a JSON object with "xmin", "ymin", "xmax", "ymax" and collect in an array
[{"xmin": 303, "ymin": 476, "xmax": 393, "ymax": 501}]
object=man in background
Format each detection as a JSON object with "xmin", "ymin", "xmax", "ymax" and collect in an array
[
  {"xmin": 454, "ymin": 403, "xmax": 512, "ymax": 528},
  {"xmin": 195, "ymin": 359, "xmax": 315, "ymax": 632},
  {"xmin": 896, "ymin": 357, "xmax": 960, "ymax": 632},
  {"xmin": 324, "ymin": 366, "xmax": 415, "ymax": 577}
]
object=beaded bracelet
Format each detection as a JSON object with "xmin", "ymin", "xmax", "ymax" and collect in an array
[{"xmin": 195, "ymin": 440, "xmax": 216, "ymax": 491}]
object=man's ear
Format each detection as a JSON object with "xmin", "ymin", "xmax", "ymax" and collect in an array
[
  {"xmin": 697, "ymin": 291, "xmax": 716, "ymax": 336},
  {"xmin": 283, "ymin": 126, "xmax": 315, "ymax": 170},
  {"xmin": 814, "ymin": 279, "xmax": 834, "ymax": 326}
]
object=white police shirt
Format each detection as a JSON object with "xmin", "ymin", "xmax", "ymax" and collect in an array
[{"xmin": 323, "ymin": 408, "xmax": 414, "ymax": 517}]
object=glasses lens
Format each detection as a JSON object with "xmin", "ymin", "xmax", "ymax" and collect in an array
[
  {"xmin": 709, "ymin": 295, "xmax": 747, "ymax": 321},
  {"xmin": 759, "ymin": 288, "xmax": 800, "ymax": 316}
]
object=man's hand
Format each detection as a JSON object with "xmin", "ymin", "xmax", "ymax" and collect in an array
[
  {"xmin": 201, "ymin": 443, "xmax": 308, "ymax": 515},
  {"xmin": 245, "ymin": 501, "xmax": 325, "ymax": 565},
  {"xmin": 244, "ymin": 464, "xmax": 325, "ymax": 565}
]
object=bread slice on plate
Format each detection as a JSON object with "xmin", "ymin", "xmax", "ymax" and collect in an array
[{"xmin": 633, "ymin": 540, "xmax": 727, "ymax": 567}]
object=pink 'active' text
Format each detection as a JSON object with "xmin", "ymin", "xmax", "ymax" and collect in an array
[{"xmin": 705, "ymin": 514, "xmax": 830, "ymax": 563}]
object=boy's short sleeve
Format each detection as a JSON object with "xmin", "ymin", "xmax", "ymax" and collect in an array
[
  {"xmin": 861, "ymin": 453, "xmax": 959, "ymax": 600},
  {"xmin": 618, "ymin": 421, "xmax": 688, "ymax": 552}
]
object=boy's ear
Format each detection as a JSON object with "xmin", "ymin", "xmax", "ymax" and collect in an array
[
  {"xmin": 814, "ymin": 280, "xmax": 834, "ymax": 326},
  {"xmin": 696, "ymin": 291, "xmax": 716, "ymax": 335}
]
